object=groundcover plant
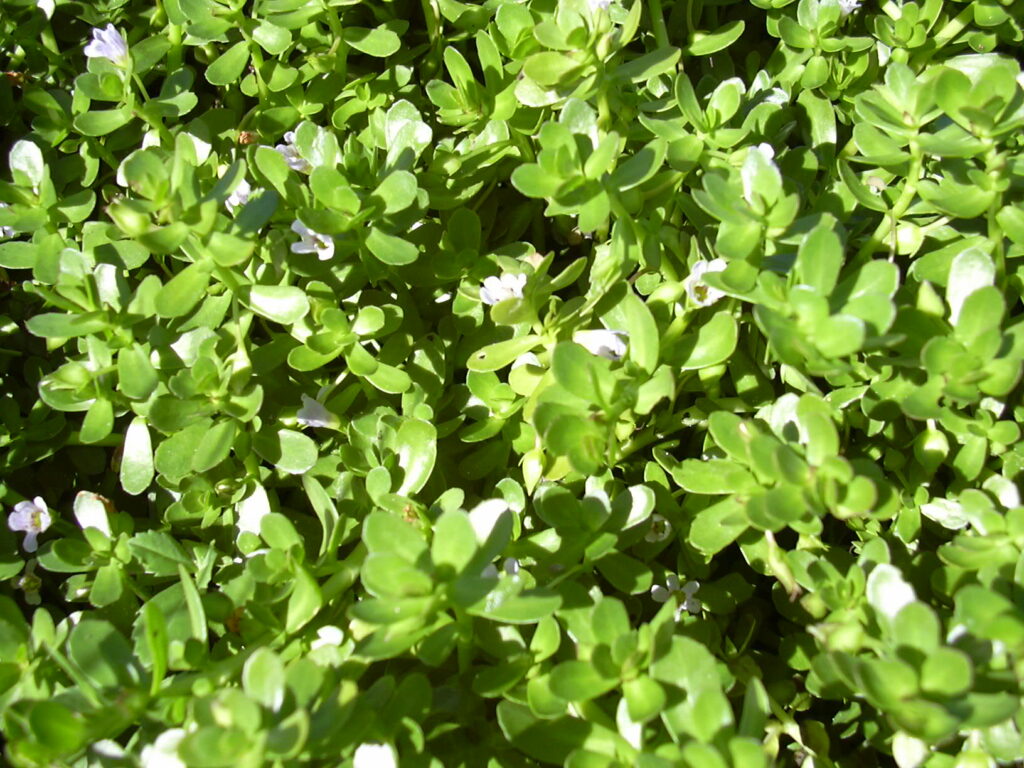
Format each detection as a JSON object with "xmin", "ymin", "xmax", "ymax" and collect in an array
[{"xmin": 1, "ymin": 0, "xmax": 1024, "ymax": 764}]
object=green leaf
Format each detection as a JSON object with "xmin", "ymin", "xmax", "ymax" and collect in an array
[
  {"xmin": 206, "ymin": 41, "xmax": 251, "ymax": 86},
  {"xmin": 73, "ymin": 107, "xmax": 133, "ymax": 136},
  {"xmin": 128, "ymin": 531, "xmax": 191, "ymax": 577},
  {"xmin": 395, "ymin": 419, "xmax": 437, "ymax": 496},
  {"xmin": 26, "ymin": 312, "xmax": 110, "ymax": 339},
  {"xmin": 549, "ymin": 660, "xmax": 618, "ymax": 702},
  {"xmin": 80, "ymin": 397, "xmax": 113, "ymax": 444},
  {"xmin": 246, "ymin": 285, "xmax": 310, "ymax": 325},
  {"xmin": 286, "ymin": 569, "xmax": 321, "ymax": 634},
  {"xmin": 243, "ymin": 647, "xmax": 285, "ymax": 711},
  {"xmin": 431, "ymin": 509, "xmax": 478, "ymax": 573},
  {"xmin": 673, "ymin": 459, "xmax": 759, "ymax": 494},
  {"xmin": 675, "ymin": 312, "xmax": 738, "ymax": 370},
  {"xmin": 363, "ymin": 510, "xmax": 428, "ymax": 561},
  {"xmin": 28, "ymin": 701, "xmax": 87, "ymax": 755},
  {"xmin": 687, "ymin": 21, "xmax": 745, "ymax": 56},
  {"xmin": 366, "ymin": 227, "xmax": 418, "ymax": 265},
  {"xmin": 191, "ymin": 419, "xmax": 236, "ymax": 473},
  {"xmin": 67, "ymin": 618, "xmax": 140, "ymax": 691},
  {"xmin": 468, "ymin": 335, "xmax": 542, "ymax": 372},
  {"xmin": 344, "ymin": 26, "xmax": 401, "ymax": 57},
  {"xmin": 155, "ymin": 262, "xmax": 212, "ymax": 318},
  {"xmin": 552, "ymin": 341, "xmax": 614, "ymax": 405},
  {"xmin": 252, "ymin": 429, "xmax": 318, "ymax": 474},
  {"xmin": 121, "ymin": 417, "xmax": 154, "ymax": 495}
]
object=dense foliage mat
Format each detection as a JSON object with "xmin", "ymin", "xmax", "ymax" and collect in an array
[{"xmin": 2, "ymin": 0, "xmax": 1024, "ymax": 765}]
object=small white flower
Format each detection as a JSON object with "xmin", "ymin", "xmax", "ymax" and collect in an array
[
  {"xmin": 354, "ymin": 743, "xmax": 398, "ymax": 768},
  {"xmin": 296, "ymin": 394, "xmax": 338, "ymax": 428},
  {"xmin": 290, "ymin": 220, "xmax": 334, "ymax": 261},
  {"xmin": 0, "ymin": 203, "xmax": 14, "ymax": 239},
  {"xmin": 226, "ymin": 178, "xmax": 252, "ymax": 213},
  {"xmin": 83, "ymin": 24, "xmax": 129, "ymax": 67},
  {"xmin": 480, "ymin": 273, "xmax": 527, "ymax": 305},
  {"xmin": 838, "ymin": 0, "xmax": 861, "ymax": 16},
  {"xmin": 503, "ymin": 557, "xmax": 521, "ymax": 576},
  {"xmin": 588, "ymin": 0, "xmax": 612, "ymax": 11},
  {"xmin": 481, "ymin": 564, "xmax": 499, "ymax": 578},
  {"xmin": 572, "ymin": 329, "xmax": 628, "ymax": 360},
  {"xmin": 682, "ymin": 259, "xmax": 728, "ymax": 307},
  {"xmin": 140, "ymin": 728, "xmax": 187, "ymax": 768},
  {"xmin": 651, "ymin": 574, "xmax": 701, "ymax": 616},
  {"xmin": 311, "ymin": 625, "xmax": 344, "ymax": 650},
  {"xmin": 644, "ymin": 513, "xmax": 672, "ymax": 543},
  {"xmin": 8, "ymin": 497, "xmax": 51, "ymax": 553},
  {"xmin": 274, "ymin": 131, "xmax": 311, "ymax": 173}
]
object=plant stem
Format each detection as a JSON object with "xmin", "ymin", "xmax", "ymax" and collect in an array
[{"xmin": 648, "ymin": 0, "xmax": 671, "ymax": 49}]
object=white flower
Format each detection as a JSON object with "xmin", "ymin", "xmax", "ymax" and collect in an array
[
  {"xmin": 8, "ymin": 497, "xmax": 51, "ymax": 553},
  {"xmin": 139, "ymin": 728, "xmax": 187, "ymax": 768},
  {"xmin": 682, "ymin": 259, "xmax": 728, "ymax": 307},
  {"xmin": 572, "ymin": 329, "xmax": 628, "ymax": 360},
  {"xmin": 644, "ymin": 513, "xmax": 672, "ymax": 543},
  {"xmin": 226, "ymin": 178, "xmax": 252, "ymax": 213},
  {"xmin": 311, "ymin": 625, "xmax": 344, "ymax": 650},
  {"xmin": 503, "ymin": 557, "xmax": 521, "ymax": 576},
  {"xmin": 290, "ymin": 220, "xmax": 334, "ymax": 261},
  {"xmin": 588, "ymin": 0, "xmax": 612, "ymax": 11},
  {"xmin": 83, "ymin": 24, "xmax": 129, "ymax": 67},
  {"xmin": 0, "ymin": 203, "xmax": 13, "ymax": 239},
  {"xmin": 651, "ymin": 574, "xmax": 701, "ymax": 616},
  {"xmin": 353, "ymin": 743, "xmax": 398, "ymax": 768},
  {"xmin": 838, "ymin": 0, "xmax": 861, "ymax": 16},
  {"xmin": 296, "ymin": 394, "xmax": 338, "ymax": 428},
  {"xmin": 480, "ymin": 273, "xmax": 527, "ymax": 305},
  {"xmin": 274, "ymin": 131, "xmax": 311, "ymax": 173}
]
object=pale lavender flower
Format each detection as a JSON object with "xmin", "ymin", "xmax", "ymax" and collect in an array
[
  {"xmin": 296, "ymin": 394, "xmax": 338, "ymax": 428},
  {"xmin": 274, "ymin": 131, "xmax": 311, "ymax": 173},
  {"xmin": 8, "ymin": 497, "xmax": 51, "ymax": 553},
  {"xmin": 572, "ymin": 329, "xmax": 628, "ymax": 360},
  {"xmin": 683, "ymin": 259, "xmax": 728, "ymax": 307},
  {"xmin": 226, "ymin": 178, "xmax": 252, "ymax": 213},
  {"xmin": 290, "ymin": 220, "xmax": 334, "ymax": 260},
  {"xmin": 84, "ymin": 24, "xmax": 129, "ymax": 67},
  {"xmin": 652, "ymin": 574, "xmax": 702, "ymax": 616},
  {"xmin": 480, "ymin": 273, "xmax": 527, "ymax": 305},
  {"xmin": 838, "ymin": 0, "xmax": 861, "ymax": 16}
]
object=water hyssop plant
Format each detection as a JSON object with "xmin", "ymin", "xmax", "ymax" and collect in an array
[{"xmin": 1, "ymin": 0, "xmax": 1024, "ymax": 765}]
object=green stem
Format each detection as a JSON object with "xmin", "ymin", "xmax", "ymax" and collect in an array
[
  {"xmin": 853, "ymin": 141, "xmax": 923, "ymax": 263},
  {"xmin": 648, "ymin": 0, "xmax": 670, "ymax": 49},
  {"xmin": 167, "ymin": 19, "xmax": 183, "ymax": 71},
  {"xmin": 131, "ymin": 73, "xmax": 174, "ymax": 145}
]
